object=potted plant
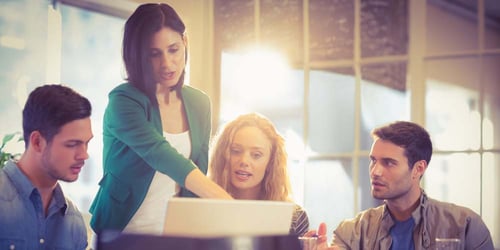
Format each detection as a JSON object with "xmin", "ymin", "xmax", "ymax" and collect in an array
[{"xmin": 1, "ymin": 132, "xmax": 23, "ymax": 168}]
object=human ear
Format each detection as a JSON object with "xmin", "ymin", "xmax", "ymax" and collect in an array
[
  {"xmin": 182, "ymin": 33, "xmax": 188, "ymax": 48},
  {"xmin": 29, "ymin": 131, "xmax": 47, "ymax": 153},
  {"xmin": 412, "ymin": 160, "xmax": 427, "ymax": 179}
]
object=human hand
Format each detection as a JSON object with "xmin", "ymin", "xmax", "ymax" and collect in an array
[{"xmin": 304, "ymin": 222, "xmax": 340, "ymax": 250}]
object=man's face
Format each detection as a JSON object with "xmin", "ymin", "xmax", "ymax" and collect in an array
[
  {"xmin": 41, "ymin": 117, "xmax": 93, "ymax": 183},
  {"xmin": 369, "ymin": 138, "xmax": 418, "ymax": 201}
]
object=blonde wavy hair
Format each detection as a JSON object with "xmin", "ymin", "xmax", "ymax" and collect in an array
[{"xmin": 208, "ymin": 113, "xmax": 292, "ymax": 201}]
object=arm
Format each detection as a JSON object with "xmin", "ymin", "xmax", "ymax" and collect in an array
[
  {"xmin": 106, "ymin": 92, "xmax": 194, "ymax": 182},
  {"xmin": 185, "ymin": 169, "xmax": 232, "ymax": 199},
  {"xmin": 464, "ymin": 212, "xmax": 494, "ymax": 249},
  {"xmin": 179, "ymin": 87, "xmax": 231, "ymax": 199},
  {"xmin": 104, "ymin": 87, "xmax": 200, "ymax": 186},
  {"xmin": 291, "ymin": 205, "xmax": 310, "ymax": 236},
  {"xmin": 105, "ymin": 86, "xmax": 232, "ymax": 199},
  {"xmin": 304, "ymin": 223, "xmax": 341, "ymax": 250}
]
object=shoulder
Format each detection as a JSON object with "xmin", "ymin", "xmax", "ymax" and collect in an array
[
  {"xmin": 292, "ymin": 204, "xmax": 309, "ymax": 221},
  {"xmin": 106, "ymin": 83, "xmax": 153, "ymax": 114},
  {"xmin": 109, "ymin": 83, "xmax": 150, "ymax": 102},
  {"xmin": 0, "ymin": 162, "xmax": 29, "ymax": 200},
  {"xmin": 293, "ymin": 204, "xmax": 307, "ymax": 215},
  {"xmin": 354, "ymin": 205, "xmax": 385, "ymax": 221},
  {"xmin": 425, "ymin": 197, "xmax": 486, "ymax": 226},
  {"xmin": 332, "ymin": 205, "xmax": 385, "ymax": 247},
  {"xmin": 63, "ymin": 196, "xmax": 87, "ymax": 227},
  {"xmin": 336, "ymin": 205, "xmax": 385, "ymax": 231},
  {"xmin": 291, "ymin": 204, "xmax": 310, "ymax": 236},
  {"xmin": 110, "ymin": 82, "xmax": 138, "ymax": 94},
  {"xmin": 424, "ymin": 197, "xmax": 493, "ymax": 248},
  {"xmin": 181, "ymin": 86, "xmax": 211, "ymax": 117},
  {"xmin": 0, "ymin": 167, "xmax": 16, "ymax": 200},
  {"xmin": 181, "ymin": 85, "xmax": 210, "ymax": 104},
  {"xmin": 426, "ymin": 197, "xmax": 480, "ymax": 218}
]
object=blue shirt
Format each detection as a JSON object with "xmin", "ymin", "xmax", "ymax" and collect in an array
[
  {"xmin": 0, "ymin": 161, "xmax": 88, "ymax": 250},
  {"xmin": 390, "ymin": 216, "xmax": 415, "ymax": 250}
]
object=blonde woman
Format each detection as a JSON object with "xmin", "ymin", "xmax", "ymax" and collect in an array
[{"xmin": 209, "ymin": 113, "xmax": 309, "ymax": 236}]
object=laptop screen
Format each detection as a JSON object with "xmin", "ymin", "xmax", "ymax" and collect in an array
[{"xmin": 163, "ymin": 197, "xmax": 295, "ymax": 238}]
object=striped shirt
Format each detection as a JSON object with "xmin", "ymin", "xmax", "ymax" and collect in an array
[{"xmin": 290, "ymin": 204, "xmax": 310, "ymax": 236}]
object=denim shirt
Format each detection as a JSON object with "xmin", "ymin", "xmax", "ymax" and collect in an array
[
  {"xmin": 332, "ymin": 190, "xmax": 494, "ymax": 250},
  {"xmin": 0, "ymin": 161, "xmax": 88, "ymax": 250}
]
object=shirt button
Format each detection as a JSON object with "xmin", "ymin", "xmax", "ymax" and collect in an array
[{"xmin": 39, "ymin": 238, "xmax": 45, "ymax": 244}]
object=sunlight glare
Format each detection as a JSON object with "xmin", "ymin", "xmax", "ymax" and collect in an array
[{"xmin": 233, "ymin": 48, "xmax": 289, "ymax": 102}]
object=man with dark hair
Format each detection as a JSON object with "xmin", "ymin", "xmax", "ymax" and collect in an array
[
  {"xmin": 0, "ymin": 84, "xmax": 92, "ymax": 249},
  {"xmin": 309, "ymin": 121, "xmax": 494, "ymax": 250}
]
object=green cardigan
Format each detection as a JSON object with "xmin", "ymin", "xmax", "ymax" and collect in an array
[{"xmin": 89, "ymin": 83, "xmax": 211, "ymax": 233}]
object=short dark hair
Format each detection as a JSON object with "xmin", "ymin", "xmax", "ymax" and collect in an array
[
  {"xmin": 371, "ymin": 121, "xmax": 432, "ymax": 169},
  {"xmin": 22, "ymin": 84, "xmax": 92, "ymax": 146},
  {"xmin": 123, "ymin": 3, "xmax": 187, "ymax": 104}
]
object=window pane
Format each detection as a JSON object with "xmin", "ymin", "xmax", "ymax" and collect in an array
[
  {"xmin": 0, "ymin": 0, "xmax": 48, "ymax": 134},
  {"xmin": 219, "ymin": 50, "xmax": 305, "ymax": 202},
  {"xmin": 482, "ymin": 55, "xmax": 500, "ymax": 150},
  {"xmin": 214, "ymin": 0, "xmax": 254, "ymax": 51},
  {"xmin": 219, "ymin": 51, "xmax": 303, "ymax": 131},
  {"xmin": 484, "ymin": 0, "xmax": 500, "ymax": 50},
  {"xmin": 58, "ymin": 4, "xmax": 125, "ymax": 213},
  {"xmin": 426, "ymin": 0, "xmax": 478, "ymax": 54},
  {"xmin": 358, "ymin": 157, "xmax": 383, "ymax": 210},
  {"xmin": 309, "ymin": 0, "xmax": 354, "ymax": 61},
  {"xmin": 260, "ymin": 0, "xmax": 303, "ymax": 64},
  {"xmin": 309, "ymin": 68, "xmax": 355, "ymax": 154},
  {"xmin": 424, "ymin": 153, "xmax": 481, "ymax": 214},
  {"xmin": 425, "ymin": 58, "xmax": 480, "ymax": 151},
  {"xmin": 361, "ymin": 0, "xmax": 408, "ymax": 57},
  {"xmin": 360, "ymin": 62, "xmax": 409, "ymax": 150},
  {"xmin": 304, "ymin": 159, "xmax": 354, "ymax": 231},
  {"xmin": 482, "ymin": 153, "xmax": 500, "ymax": 247}
]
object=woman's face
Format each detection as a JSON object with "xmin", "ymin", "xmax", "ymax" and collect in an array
[
  {"xmin": 149, "ymin": 26, "xmax": 186, "ymax": 88},
  {"xmin": 229, "ymin": 126, "xmax": 272, "ymax": 197}
]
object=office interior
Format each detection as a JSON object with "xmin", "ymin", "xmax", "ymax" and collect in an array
[{"xmin": 0, "ymin": 0, "xmax": 499, "ymax": 247}]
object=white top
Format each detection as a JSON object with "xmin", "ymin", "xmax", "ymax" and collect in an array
[{"xmin": 123, "ymin": 130, "xmax": 191, "ymax": 235}]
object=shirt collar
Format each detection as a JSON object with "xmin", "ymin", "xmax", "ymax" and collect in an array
[
  {"xmin": 381, "ymin": 189, "xmax": 427, "ymax": 229},
  {"xmin": 4, "ymin": 160, "xmax": 68, "ymax": 214},
  {"xmin": 4, "ymin": 161, "xmax": 36, "ymax": 198},
  {"xmin": 411, "ymin": 189, "xmax": 427, "ymax": 225},
  {"xmin": 381, "ymin": 189, "xmax": 431, "ymax": 247}
]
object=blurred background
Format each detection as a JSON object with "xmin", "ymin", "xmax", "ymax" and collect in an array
[{"xmin": 0, "ymin": 0, "xmax": 499, "ymax": 246}]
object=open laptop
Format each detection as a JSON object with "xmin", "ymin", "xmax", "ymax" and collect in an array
[{"xmin": 163, "ymin": 197, "xmax": 295, "ymax": 238}]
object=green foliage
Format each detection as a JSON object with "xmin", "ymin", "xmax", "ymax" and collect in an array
[{"xmin": 0, "ymin": 132, "xmax": 23, "ymax": 168}]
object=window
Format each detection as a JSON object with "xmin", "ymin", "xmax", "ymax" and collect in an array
[
  {"xmin": 57, "ymin": 3, "xmax": 126, "ymax": 213},
  {"xmin": 0, "ymin": 0, "xmax": 49, "ymax": 137},
  {"xmin": 215, "ymin": 0, "xmax": 410, "ymax": 231},
  {"xmin": 424, "ymin": 0, "xmax": 500, "ymax": 243},
  {"xmin": 215, "ymin": 0, "xmax": 500, "ymax": 245},
  {"xmin": 0, "ymin": 1, "xmax": 128, "ymax": 215}
]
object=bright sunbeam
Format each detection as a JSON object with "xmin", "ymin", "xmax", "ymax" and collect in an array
[
  {"xmin": 234, "ymin": 48, "xmax": 289, "ymax": 100},
  {"xmin": 221, "ymin": 47, "xmax": 291, "ymax": 120}
]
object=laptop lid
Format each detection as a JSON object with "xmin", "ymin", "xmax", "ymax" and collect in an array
[{"xmin": 163, "ymin": 197, "xmax": 295, "ymax": 238}]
